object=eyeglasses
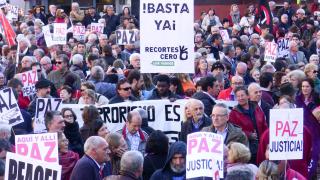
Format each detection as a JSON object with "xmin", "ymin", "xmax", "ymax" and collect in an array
[
  {"xmin": 314, "ymin": 70, "xmax": 319, "ymax": 74},
  {"xmin": 56, "ymin": 61, "xmax": 63, "ymax": 64},
  {"xmin": 37, "ymin": 69, "xmax": 41, "ymax": 72},
  {"xmin": 210, "ymin": 114, "xmax": 227, "ymax": 118},
  {"xmin": 64, "ymin": 115, "xmax": 73, "ymax": 118},
  {"xmin": 120, "ymin": 87, "xmax": 131, "ymax": 91},
  {"xmin": 80, "ymin": 89, "xmax": 86, "ymax": 92}
]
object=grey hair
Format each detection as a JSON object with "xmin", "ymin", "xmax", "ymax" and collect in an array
[
  {"xmin": 41, "ymin": 56, "xmax": 52, "ymax": 64},
  {"xmin": 261, "ymin": 64, "xmax": 276, "ymax": 73},
  {"xmin": 91, "ymin": 66, "xmax": 105, "ymax": 81},
  {"xmin": 287, "ymin": 69, "xmax": 306, "ymax": 81},
  {"xmin": 120, "ymin": 150, "xmax": 144, "ymax": 174},
  {"xmin": 248, "ymin": 82, "xmax": 261, "ymax": 92},
  {"xmin": 72, "ymin": 54, "xmax": 83, "ymax": 65},
  {"xmin": 84, "ymin": 136, "xmax": 106, "ymax": 153},
  {"xmin": 213, "ymin": 103, "xmax": 230, "ymax": 114},
  {"xmin": 129, "ymin": 53, "xmax": 140, "ymax": 63},
  {"xmin": 135, "ymin": 108, "xmax": 148, "ymax": 120},
  {"xmin": 34, "ymin": 49, "xmax": 45, "ymax": 57},
  {"xmin": 0, "ymin": 122, "xmax": 11, "ymax": 140}
]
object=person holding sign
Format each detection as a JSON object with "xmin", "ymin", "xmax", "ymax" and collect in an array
[
  {"xmin": 202, "ymin": 103, "xmax": 248, "ymax": 146},
  {"xmin": 150, "ymin": 141, "xmax": 186, "ymax": 180},
  {"xmin": 27, "ymin": 79, "xmax": 51, "ymax": 117}
]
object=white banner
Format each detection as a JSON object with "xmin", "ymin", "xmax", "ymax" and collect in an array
[
  {"xmin": 43, "ymin": 25, "xmax": 54, "ymax": 47},
  {"xmin": 264, "ymin": 42, "xmax": 278, "ymax": 63},
  {"xmin": 34, "ymin": 98, "xmax": 62, "ymax": 133},
  {"xmin": 15, "ymin": 133, "xmax": 59, "ymax": 163},
  {"xmin": 269, "ymin": 108, "xmax": 304, "ymax": 160},
  {"xmin": 0, "ymin": 88, "xmax": 23, "ymax": 126},
  {"xmin": 140, "ymin": 1, "xmax": 194, "ymax": 73},
  {"xmin": 73, "ymin": 25, "xmax": 86, "ymax": 41},
  {"xmin": 5, "ymin": 152, "xmax": 61, "ymax": 180},
  {"xmin": 277, "ymin": 38, "xmax": 289, "ymax": 58},
  {"xmin": 60, "ymin": 99, "xmax": 187, "ymax": 142},
  {"xmin": 52, "ymin": 23, "xmax": 67, "ymax": 45},
  {"xmin": 115, "ymin": 29, "xmax": 137, "ymax": 45},
  {"xmin": 90, "ymin": 23, "xmax": 104, "ymax": 34},
  {"xmin": 186, "ymin": 132, "xmax": 223, "ymax": 179},
  {"xmin": 16, "ymin": 70, "xmax": 38, "ymax": 97}
]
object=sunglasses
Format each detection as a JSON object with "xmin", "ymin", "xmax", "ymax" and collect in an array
[
  {"xmin": 121, "ymin": 87, "xmax": 131, "ymax": 91},
  {"xmin": 56, "ymin": 61, "xmax": 63, "ymax": 64},
  {"xmin": 314, "ymin": 70, "xmax": 319, "ymax": 74},
  {"xmin": 37, "ymin": 69, "xmax": 41, "ymax": 72}
]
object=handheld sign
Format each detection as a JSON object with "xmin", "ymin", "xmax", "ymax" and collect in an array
[
  {"xmin": 269, "ymin": 108, "xmax": 304, "ymax": 160},
  {"xmin": 140, "ymin": 0, "xmax": 194, "ymax": 73},
  {"xmin": 42, "ymin": 25, "xmax": 54, "ymax": 47},
  {"xmin": 186, "ymin": 132, "xmax": 224, "ymax": 179},
  {"xmin": 17, "ymin": 70, "xmax": 38, "ymax": 96},
  {"xmin": 73, "ymin": 25, "xmax": 86, "ymax": 41},
  {"xmin": 116, "ymin": 29, "xmax": 137, "ymax": 45},
  {"xmin": 52, "ymin": 23, "xmax": 67, "ymax": 45},
  {"xmin": 264, "ymin": 42, "xmax": 278, "ymax": 63},
  {"xmin": 34, "ymin": 98, "xmax": 62, "ymax": 133},
  {"xmin": 90, "ymin": 23, "xmax": 104, "ymax": 34},
  {"xmin": 0, "ymin": 0, "xmax": 6, "ymax": 8},
  {"xmin": 5, "ymin": 152, "xmax": 62, "ymax": 180},
  {"xmin": 219, "ymin": 29, "xmax": 230, "ymax": 42},
  {"xmin": 0, "ymin": 88, "xmax": 23, "ymax": 126},
  {"xmin": 15, "ymin": 133, "xmax": 59, "ymax": 163},
  {"xmin": 277, "ymin": 38, "xmax": 289, "ymax": 58},
  {"xmin": 6, "ymin": 4, "xmax": 19, "ymax": 20}
]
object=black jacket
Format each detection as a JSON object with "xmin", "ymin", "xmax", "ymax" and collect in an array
[
  {"xmin": 83, "ymin": 14, "xmax": 100, "ymax": 27},
  {"xmin": 192, "ymin": 91, "xmax": 216, "ymax": 117},
  {"xmin": 179, "ymin": 115, "xmax": 212, "ymax": 143},
  {"xmin": 143, "ymin": 154, "xmax": 167, "ymax": 180},
  {"xmin": 64, "ymin": 121, "xmax": 84, "ymax": 156},
  {"xmin": 103, "ymin": 14, "xmax": 120, "ymax": 36},
  {"xmin": 109, "ymin": 94, "xmax": 138, "ymax": 104},
  {"xmin": 147, "ymin": 89, "xmax": 181, "ymax": 100}
]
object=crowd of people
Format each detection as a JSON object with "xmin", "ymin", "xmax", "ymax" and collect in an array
[{"xmin": 0, "ymin": 0, "xmax": 319, "ymax": 179}]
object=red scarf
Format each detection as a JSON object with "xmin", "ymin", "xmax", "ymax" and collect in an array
[{"xmin": 121, "ymin": 125, "xmax": 146, "ymax": 141}]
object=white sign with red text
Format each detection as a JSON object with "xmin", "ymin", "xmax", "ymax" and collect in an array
[
  {"xmin": 269, "ymin": 108, "xmax": 303, "ymax": 160},
  {"xmin": 15, "ymin": 133, "xmax": 59, "ymax": 164},
  {"xmin": 264, "ymin": 42, "xmax": 278, "ymax": 63},
  {"xmin": 17, "ymin": 70, "xmax": 38, "ymax": 96},
  {"xmin": 52, "ymin": 23, "xmax": 67, "ymax": 45},
  {"xmin": 219, "ymin": 29, "xmax": 230, "ymax": 42},
  {"xmin": 6, "ymin": 3, "xmax": 19, "ymax": 20},
  {"xmin": 90, "ymin": 23, "xmax": 104, "ymax": 34},
  {"xmin": 73, "ymin": 25, "xmax": 86, "ymax": 41},
  {"xmin": 186, "ymin": 132, "xmax": 223, "ymax": 179}
]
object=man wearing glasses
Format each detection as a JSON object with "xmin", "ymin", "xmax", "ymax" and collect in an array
[
  {"xmin": 201, "ymin": 103, "xmax": 248, "ymax": 146},
  {"xmin": 218, "ymin": 75, "xmax": 244, "ymax": 101},
  {"xmin": 109, "ymin": 79, "xmax": 138, "ymax": 104}
]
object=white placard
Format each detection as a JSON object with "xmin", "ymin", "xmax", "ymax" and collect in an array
[
  {"xmin": 73, "ymin": 25, "xmax": 86, "ymax": 41},
  {"xmin": 140, "ymin": 1, "xmax": 194, "ymax": 73},
  {"xmin": 52, "ymin": 23, "xmax": 67, "ymax": 45},
  {"xmin": 219, "ymin": 29, "xmax": 230, "ymax": 42},
  {"xmin": 0, "ymin": 88, "xmax": 24, "ymax": 126},
  {"xmin": 17, "ymin": 70, "xmax": 38, "ymax": 96},
  {"xmin": 277, "ymin": 38, "xmax": 289, "ymax": 58},
  {"xmin": 90, "ymin": 23, "xmax": 104, "ymax": 34},
  {"xmin": 264, "ymin": 42, "xmax": 278, "ymax": 63},
  {"xmin": 42, "ymin": 25, "xmax": 54, "ymax": 47},
  {"xmin": 115, "ymin": 29, "xmax": 137, "ymax": 45},
  {"xmin": 186, "ymin": 132, "xmax": 223, "ymax": 179},
  {"xmin": 269, "ymin": 108, "xmax": 304, "ymax": 160},
  {"xmin": 6, "ymin": 3, "xmax": 19, "ymax": 20}
]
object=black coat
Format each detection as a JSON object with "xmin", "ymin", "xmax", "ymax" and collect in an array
[
  {"xmin": 64, "ymin": 121, "xmax": 84, "ymax": 157},
  {"xmin": 192, "ymin": 91, "xmax": 216, "ymax": 117},
  {"xmin": 109, "ymin": 94, "xmax": 138, "ymax": 104},
  {"xmin": 83, "ymin": 14, "xmax": 100, "ymax": 27},
  {"xmin": 103, "ymin": 14, "xmax": 120, "ymax": 36},
  {"xmin": 147, "ymin": 89, "xmax": 181, "ymax": 100},
  {"xmin": 143, "ymin": 154, "xmax": 167, "ymax": 180},
  {"xmin": 179, "ymin": 115, "xmax": 212, "ymax": 143}
]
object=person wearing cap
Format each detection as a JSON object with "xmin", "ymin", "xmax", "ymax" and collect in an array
[
  {"xmin": 83, "ymin": 6, "xmax": 100, "ymax": 27},
  {"xmin": 27, "ymin": 79, "xmax": 52, "ymax": 117}
]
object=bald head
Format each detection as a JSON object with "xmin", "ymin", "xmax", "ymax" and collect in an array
[
  {"xmin": 126, "ymin": 110, "xmax": 142, "ymax": 134},
  {"xmin": 248, "ymin": 83, "xmax": 262, "ymax": 102},
  {"xmin": 236, "ymin": 62, "xmax": 248, "ymax": 77}
]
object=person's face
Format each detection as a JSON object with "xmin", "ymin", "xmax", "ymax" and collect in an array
[
  {"xmin": 284, "ymin": 2, "xmax": 289, "ymax": 9},
  {"xmin": 231, "ymin": 78, "xmax": 244, "ymax": 90},
  {"xmin": 131, "ymin": 57, "xmax": 140, "ymax": 69},
  {"xmin": 36, "ymin": 8, "xmax": 41, "ymax": 13},
  {"xmin": 48, "ymin": 115, "xmax": 65, "ymax": 133},
  {"xmin": 118, "ymin": 82, "xmax": 132, "ymax": 99},
  {"xmin": 310, "ymin": 57, "xmax": 320, "ymax": 65},
  {"xmin": 114, "ymin": 137, "xmax": 128, "ymax": 157},
  {"xmin": 212, "ymin": 68, "xmax": 224, "ymax": 76},
  {"xmin": 290, "ymin": 42, "xmax": 298, "ymax": 52},
  {"xmin": 281, "ymin": 75, "xmax": 289, "ymax": 84},
  {"xmin": 68, "ymin": 39, "xmax": 76, "ymax": 47},
  {"xmin": 95, "ymin": 141, "xmax": 111, "ymax": 163},
  {"xmin": 171, "ymin": 154, "xmax": 186, "ymax": 172},
  {"xmin": 185, "ymin": 105, "xmax": 192, "ymax": 119},
  {"xmin": 34, "ymin": 25, "xmax": 41, "ymax": 34},
  {"xmin": 136, "ymin": 76, "xmax": 144, "ymax": 90},
  {"xmin": 60, "ymin": 89, "xmax": 72, "ymax": 102},
  {"xmin": 248, "ymin": 5, "xmax": 254, "ymax": 13},
  {"xmin": 208, "ymin": 10, "xmax": 214, "ymax": 16},
  {"xmin": 91, "ymin": 47, "xmax": 99, "ymax": 55},
  {"xmin": 99, "ymin": 37, "xmax": 108, "ymax": 47},
  {"xmin": 112, "ymin": 45, "xmax": 121, "ymax": 54},
  {"xmin": 232, "ymin": 5, "xmax": 239, "ymax": 12},
  {"xmin": 157, "ymin": 81, "xmax": 169, "ymax": 96},
  {"xmin": 190, "ymin": 102, "xmax": 204, "ymax": 121},
  {"xmin": 58, "ymin": 133, "xmax": 69, "ymax": 153},
  {"xmin": 252, "ymin": 70, "xmax": 260, "ymax": 82},
  {"xmin": 83, "ymin": 94, "xmax": 94, "ymax": 104},
  {"xmin": 198, "ymin": 59, "xmax": 208, "ymax": 70},
  {"xmin": 107, "ymin": 7, "xmax": 114, "ymax": 15},
  {"xmin": 236, "ymin": 67, "xmax": 246, "ymax": 77},
  {"xmin": 77, "ymin": 44, "xmax": 86, "ymax": 54},
  {"xmin": 127, "ymin": 114, "xmax": 142, "ymax": 134},
  {"xmin": 212, "ymin": 81, "xmax": 221, "ymax": 97},
  {"xmin": 281, "ymin": 16, "xmax": 288, "ymax": 23},
  {"xmin": 98, "ymin": 124, "xmax": 110, "ymax": 138},
  {"xmin": 301, "ymin": 81, "xmax": 312, "ymax": 96},
  {"xmin": 169, "ymin": 84, "xmax": 177, "ymax": 94},
  {"xmin": 55, "ymin": 58, "xmax": 67, "ymax": 71},
  {"xmin": 211, "ymin": 106, "xmax": 228, "ymax": 130},
  {"xmin": 195, "ymin": 34, "xmax": 203, "ymax": 43},
  {"xmin": 62, "ymin": 45, "xmax": 71, "ymax": 53},
  {"xmin": 236, "ymin": 90, "xmax": 249, "ymax": 106},
  {"xmin": 21, "ymin": 58, "xmax": 32, "ymax": 68},
  {"xmin": 63, "ymin": 110, "xmax": 74, "ymax": 123},
  {"xmin": 50, "ymin": 5, "xmax": 57, "ymax": 14},
  {"xmin": 249, "ymin": 86, "xmax": 262, "ymax": 102},
  {"xmin": 40, "ymin": 59, "xmax": 51, "ymax": 71},
  {"xmin": 38, "ymin": 87, "xmax": 51, "ymax": 97},
  {"xmin": 235, "ymin": 47, "xmax": 242, "ymax": 56},
  {"xmin": 307, "ymin": 68, "xmax": 318, "ymax": 80},
  {"xmin": 89, "ymin": 8, "xmax": 96, "ymax": 15},
  {"xmin": 289, "ymin": 76, "xmax": 299, "ymax": 88},
  {"xmin": 296, "ymin": 12, "xmax": 304, "ymax": 19}
]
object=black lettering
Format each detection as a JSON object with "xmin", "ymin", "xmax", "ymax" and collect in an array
[
  {"xmin": 119, "ymin": 106, "xmax": 127, "ymax": 123},
  {"xmin": 103, "ymin": 107, "xmax": 111, "ymax": 123},
  {"xmin": 180, "ymin": 3, "xmax": 189, "ymax": 13},
  {"xmin": 173, "ymin": 105, "xmax": 180, "ymax": 121},
  {"xmin": 53, "ymin": 99, "xmax": 62, "ymax": 110},
  {"xmin": 34, "ymin": 166, "xmax": 44, "ymax": 180},
  {"xmin": 129, "ymin": 31, "xmax": 135, "ymax": 44},
  {"xmin": 5, "ymin": 88, "xmax": 17, "ymax": 109},
  {"xmin": 17, "ymin": 161, "xmax": 25, "ymax": 179},
  {"xmin": 44, "ymin": 168, "xmax": 52, "ymax": 180},
  {"xmin": 165, "ymin": 105, "xmax": 172, "ymax": 121},
  {"xmin": 25, "ymin": 163, "xmax": 33, "ymax": 180},
  {"xmin": 122, "ymin": 31, "xmax": 128, "ymax": 44},
  {"xmin": 111, "ymin": 107, "xmax": 119, "ymax": 123},
  {"xmin": 156, "ymin": 3, "xmax": 164, "ymax": 13},
  {"xmin": 147, "ymin": 106, "xmax": 155, "ymax": 122},
  {"xmin": 44, "ymin": 99, "xmax": 52, "ymax": 113},
  {"xmin": 0, "ymin": 93, "xmax": 9, "ymax": 113},
  {"xmin": 8, "ymin": 159, "xmax": 17, "ymax": 180},
  {"xmin": 52, "ymin": 170, "xmax": 58, "ymax": 180},
  {"xmin": 116, "ymin": 30, "xmax": 121, "ymax": 44},
  {"xmin": 154, "ymin": 20, "xmax": 162, "ymax": 30}
]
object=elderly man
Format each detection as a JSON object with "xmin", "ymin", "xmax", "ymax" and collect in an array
[
  {"xmin": 129, "ymin": 53, "xmax": 140, "ymax": 70},
  {"xmin": 70, "ymin": 54, "xmax": 85, "ymax": 79},
  {"xmin": 150, "ymin": 141, "xmax": 186, "ymax": 180},
  {"xmin": 118, "ymin": 110, "xmax": 148, "ymax": 155},
  {"xmin": 44, "ymin": 111, "xmax": 65, "ymax": 133},
  {"xmin": 69, "ymin": 2, "xmax": 84, "ymax": 24},
  {"xmin": 180, "ymin": 99, "xmax": 211, "ymax": 142},
  {"xmin": 40, "ymin": 56, "xmax": 54, "ymax": 76},
  {"xmin": 33, "ymin": 49, "xmax": 45, "ymax": 62},
  {"xmin": 106, "ymin": 151, "xmax": 144, "ymax": 179},
  {"xmin": 248, "ymin": 83, "xmax": 272, "ymax": 125},
  {"xmin": 48, "ymin": 54, "xmax": 81, "ymax": 90},
  {"xmin": 46, "ymin": 5, "xmax": 56, "ymax": 20},
  {"xmin": 20, "ymin": 56, "xmax": 34, "ymax": 71},
  {"xmin": 202, "ymin": 103, "xmax": 248, "ymax": 146},
  {"xmin": 236, "ymin": 62, "xmax": 255, "ymax": 85},
  {"xmin": 18, "ymin": 37, "xmax": 32, "ymax": 56},
  {"xmin": 286, "ymin": 41, "xmax": 308, "ymax": 65},
  {"xmin": 71, "ymin": 136, "xmax": 111, "ymax": 180},
  {"xmin": 221, "ymin": 45, "xmax": 236, "ymax": 75},
  {"xmin": 218, "ymin": 75, "xmax": 244, "ymax": 101}
]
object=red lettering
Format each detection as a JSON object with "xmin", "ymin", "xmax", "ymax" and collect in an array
[
  {"xmin": 198, "ymin": 138, "xmax": 209, "ymax": 153},
  {"xmin": 210, "ymin": 139, "xmax": 222, "ymax": 153},
  {"xmin": 30, "ymin": 143, "xmax": 41, "ymax": 160},
  {"xmin": 276, "ymin": 121, "xmax": 283, "ymax": 136},
  {"xmin": 187, "ymin": 139, "xmax": 197, "ymax": 155},
  {"xmin": 44, "ymin": 141, "xmax": 57, "ymax": 162},
  {"xmin": 291, "ymin": 121, "xmax": 298, "ymax": 137}
]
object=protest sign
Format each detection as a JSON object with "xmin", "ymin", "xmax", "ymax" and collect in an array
[
  {"xmin": 277, "ymin": 38, "xmax": 289, "ymax": 58},
  {"xmin": 0, "ymin": 0, "xmax": 6, "ymax": 8},
  {"xmin": 219, "ymin": 29, "xmax": 230, "ymax": 42},
  {"xmin": 34, "ymin": 98, "xmax": 62, "ymax": 133},
  {"xmin": 73, "ymin": 25, "xmax": 86, "ymax": 41},
  {"xmin": 17, "ymin": 70, "xmax": 38, "ymax": 96},
  {"xmin": 42, "ymin": 25, "xmax": 54, "ymax": 47},
  {"xmin": 6, "ymin": 4, "xmax": 19, "ymax": 20},
  {"xmin": 15, "ymin": 133, "xmax": 59, "ymax": 163},
  {"xmin": 269, "ymin": 108, "xmax": 304, "ymax": 160},
  {"xmin": 0, "ymin": 88, "xmax": 23, "ymax": 126},
  {"xmin": 90, "ymin": 23, "xmax": 104, "ymax": 34},
  {"xmin": 264, "ymin": 42, "xmax": 278, "ymax": 63},
  {"xmin": 115, "ymin": 29, "xmax": 137, "ymax": 45},
  {"xmin": 60, "ymin": 99, "xmax": 187, "ymax": 142},
  {"xmin": 186, "ymin": 132, "xmax": 224, "ymax": 179},
  {"xmin": 140, "ymin": 0, "xmax": 194, "ymax": 73},
  {"xmin": 5, "ymin": 152, "xmax": 61, "ymax": 180},
  {"xmin": 52, "ymin": 23, "xmax": 67, "ymax": 45}
]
